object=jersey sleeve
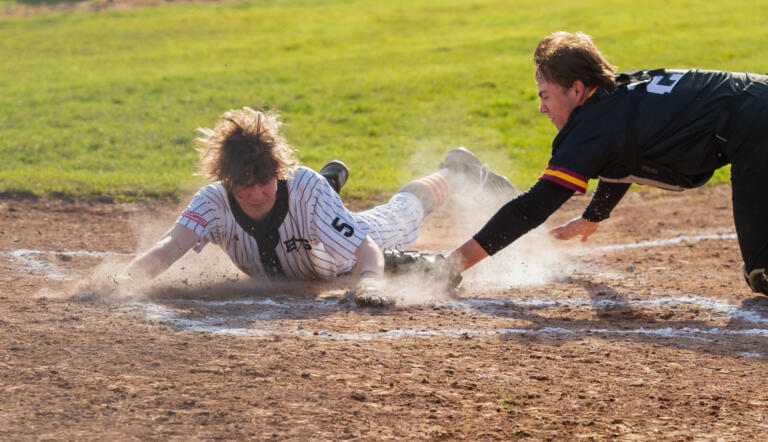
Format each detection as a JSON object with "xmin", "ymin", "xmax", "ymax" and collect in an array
[
  {"xmin": 175, "ymin": 183, "xmax": 227, "ymax": 253},
  {"xmin": 539, "ymin": 165, "xmax": 589, "ymax": 195},
  {"xmin": 303, "ymin": 169, "xmax": 369, "ymax": 263},
  {"xmin": 582, "ymin": 180, "xmax": 631, "ymax": 222},
  {"xmin": 473, "ymin": 179, "xmax": 574, "ymax": 255},
  {"xmin": 541, "ymin": 106, "xmax": 623, "ymax": 194}
]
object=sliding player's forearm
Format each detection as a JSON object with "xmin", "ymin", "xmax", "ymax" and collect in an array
[{"xmin": 123, "ymin": 224, "xmax": 199, "ymax": 282}]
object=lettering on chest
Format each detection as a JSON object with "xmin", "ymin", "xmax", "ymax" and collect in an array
[{"xmin": 284, "ymin": 237, "xmax": 312, "ymax": 253}]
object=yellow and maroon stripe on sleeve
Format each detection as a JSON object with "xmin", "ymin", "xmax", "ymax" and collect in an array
[{"xmin": 539, "ymin": 165, "xmax": 588, "ymax": 195}]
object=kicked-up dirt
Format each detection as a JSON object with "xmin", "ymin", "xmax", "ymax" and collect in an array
[{"xmin": 1, "ymin": 184, "xmax": 767, "ymax": 440}]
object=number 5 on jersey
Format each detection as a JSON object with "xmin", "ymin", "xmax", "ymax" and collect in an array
[{"xmin": 332, "ymin": 216, "xmax": 355, "ymax": 237}]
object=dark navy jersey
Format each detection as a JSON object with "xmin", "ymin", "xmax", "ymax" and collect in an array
[
  {"xmin": 474, "ymin": 69, "xmax": 768, "ymax": 256},
  {"xmin": 540, "ymin": 69, "xmax": 763, "ymax": 193}
]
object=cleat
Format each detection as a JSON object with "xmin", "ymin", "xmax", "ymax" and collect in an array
[
  {"xmin": 319, "ymin": 160, "xmax": 349, "ymax": 194},
  {"xmin": 439, "ymin": 147, "xmax": 518, "ymax": 198},
  {"xmin": 744, "ymin": 266, "xmax": 768, "ymax": 295}
]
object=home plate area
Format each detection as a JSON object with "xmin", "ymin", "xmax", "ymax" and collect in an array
[{"xmin": 3, "ymin": 186, "xmax": 768, "ymax": 439}]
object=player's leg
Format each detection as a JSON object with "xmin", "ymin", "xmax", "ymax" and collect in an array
[
  {"xmin": 355, "ymin": 167, "xmax": 458, "ymax": 250},
  {"xmin": 396, "ymin": 146, "xmax": 519, "ymax": 216},
  {"xmin": 356, "ymin": 146, "xmax": 519, "ymax": 250},
  {"xmin": 356, "ymin": 192, "xmax": 425, "ymax": 251},
  {"xmin": 729, "ymin": 89, "xmax": 768, "ymax": 295},
  {"xmin": 733, "ymin": 169, "xmax": 768, "ymax": 294},
  {"xmin": 397, "ymin": 170, "xmax": 453, "ymax": 215}
]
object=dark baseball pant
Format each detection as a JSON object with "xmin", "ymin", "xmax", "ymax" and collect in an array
[{"xmin": 726, "ymin": 76, "xmax": 768, "ymax": 278}]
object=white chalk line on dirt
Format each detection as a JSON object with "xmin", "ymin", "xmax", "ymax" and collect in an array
[
  {"xmin": 6, "ymin": 249, "xmax": 134, "ymax": 258},
  {"xmin": 137, "ymin": 301, "xmax": 768, "ymax": 348},
  {"xmin": 4, "ymin": 230, "xmax": 737, "ymax": 279},
  {"xmin": 3, "ymin": 249, "xmax": 134, "ymax": 280},
  {"xmin": 12, "ymin": 231, "xmax": 767, "ymax": 349},
  {"xmin": 148, "ymin": 294, "xmax": 747, "ymax": 318},
  {"xmin": 130, "ymin": 295, "xmax": 768, "ymax": 350},
  {"xmin": 588, "ymin": 232, "xmax": 737, "ymax": 253}
]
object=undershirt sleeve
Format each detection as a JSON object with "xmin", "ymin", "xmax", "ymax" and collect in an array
[
  {"xmin": 473, "ymin": 179, "xmax": 574, "ymax": 256},
  {"xmin": 581, "ymin": 180, "xmax": 631, "ymax": 222}
]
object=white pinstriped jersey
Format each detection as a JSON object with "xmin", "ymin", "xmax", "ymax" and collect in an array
[{"xmin": 175, "ymin": 166, "xmax": 424, "ymax": 280}]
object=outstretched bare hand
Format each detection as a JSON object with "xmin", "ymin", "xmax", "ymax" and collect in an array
[{"xmin": 550, "ymin": 217, "xmax": 599, "ymax": 242}]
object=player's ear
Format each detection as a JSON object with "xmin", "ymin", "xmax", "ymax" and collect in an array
[{"xmin": 571, "ymin": 80, "xmax": 585, "ymax": 97}]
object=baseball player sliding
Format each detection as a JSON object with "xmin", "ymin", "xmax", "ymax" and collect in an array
[{"xmin": 117, "ymin": 107, "xmax": 516, "ymax": 305}]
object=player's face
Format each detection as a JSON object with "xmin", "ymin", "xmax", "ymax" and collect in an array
[
  {"xmin": 233, "ymin": 178, "xmax": 278, "ymax": 220},
  {"xmin": 537, "ymin": 78, "xmax": 582, "ymax": 131}
]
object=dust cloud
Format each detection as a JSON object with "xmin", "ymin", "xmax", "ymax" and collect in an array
[
  {"xmin": 60, "ymin": 194, "xmax": 345, "ymax": 304},
  {"xmin": 59, "ymin": 154, "xmax": 571, "ymax": 308},
  {"xmin": 59, "ymin": 194, "xmax": 250, "ymax": 303},
  {"xmin": 380, "ymin": 154, "xmax": 572, "ymax": 306}
]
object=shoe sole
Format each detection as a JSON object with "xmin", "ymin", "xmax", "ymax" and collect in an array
[{"xmin": 441, "ymin": 147, "xmax": 518, "ymax": 197}]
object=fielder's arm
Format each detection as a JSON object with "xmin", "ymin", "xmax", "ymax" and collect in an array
[
  {"xmin": 121, "ymin": 223, "xmax": 199, "ymax": 282},
  {"xmin": 450, "ymin": 179, "xmax": 574, "ymax": 273},
  {"xmin": 448, "ymin": 239, "xmax": 488, "ymax": 273},
  {"xmin": 549, "ymin": 217, "xmax": 599, "ymax": 242},
  {"xmin": 550, "ymin": 180, "xmax": 630, "ymax": 242}
]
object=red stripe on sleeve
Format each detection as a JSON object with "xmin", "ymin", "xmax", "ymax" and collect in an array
[{"xmin": 180, "ymin": 211, "xmax": 208, "ymax": 228}]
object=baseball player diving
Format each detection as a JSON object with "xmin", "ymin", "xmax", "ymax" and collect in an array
[
  {"xmin": 445, "ymin": 31, "xmax": 768, "ymax": 297},
  {"xmin": 117, "ymin": 107, "xmax": 517, "ymax": 306}
]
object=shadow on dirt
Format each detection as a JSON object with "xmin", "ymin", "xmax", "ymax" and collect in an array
[
  {"xmin": 734, "ymin": 295, "xmax": 768, "ymax": 313},
  {"xmin": 486, "ymin": 278, "xmax": 768, "ymax": 360},
  {"xmin": 107, "ymin": 277, "xmax": 406, "ymax": 325}
]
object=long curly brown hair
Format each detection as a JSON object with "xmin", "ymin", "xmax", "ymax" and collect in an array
[{"xmin": 196, "ymin": 107, "xmax": 298, "ymax": 192}]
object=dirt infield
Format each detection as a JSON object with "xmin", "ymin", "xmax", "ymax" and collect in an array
[{"xmin": 2, "ymin": 184, "xmax": 768, "ymax": 440}]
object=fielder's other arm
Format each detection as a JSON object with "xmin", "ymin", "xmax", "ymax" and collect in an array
[
  {"xmin": 549, "ymin": 180, "xmax": 630, "ymax": 242},
  {"xmin": 549, "ymin": 217, "xmax": 599, "ymax": 242}
]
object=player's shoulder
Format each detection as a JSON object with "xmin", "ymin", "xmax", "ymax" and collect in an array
[
  {"xmin": 292, "ymin": 166, "xmax": 323, "ymax": 181},
  {"xmin": 288, "ymin": 166, "xmax": 330, "ymax": 192},
  {"xmin": 194, "ymin": 181, "xmax": 226, "ymax": 197},
  {"xmin": 189, "ymin": 182, "xmax": 229, "ymax": 208}
]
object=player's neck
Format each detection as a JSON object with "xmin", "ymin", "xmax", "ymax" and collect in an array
[
  {"xmin": 243, "ymin": 201, "xmax": 275, "ymax": 222},
  {"xmin": 233, "ymin": 193, "xmax": 276, "ymax": 221}
]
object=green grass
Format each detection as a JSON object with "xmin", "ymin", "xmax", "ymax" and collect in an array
[{"xmin": 2, "ymin": 0, "xmax": 767, "ymax": 201}]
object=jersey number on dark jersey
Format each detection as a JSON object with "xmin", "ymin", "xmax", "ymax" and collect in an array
[
  {"xmin": 647, "ymin": 72, "xmax": 684, "ymax": 95},
  {"xmin": 331, "ymin": 217, "xmax": 355, "ymax": 237}
]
